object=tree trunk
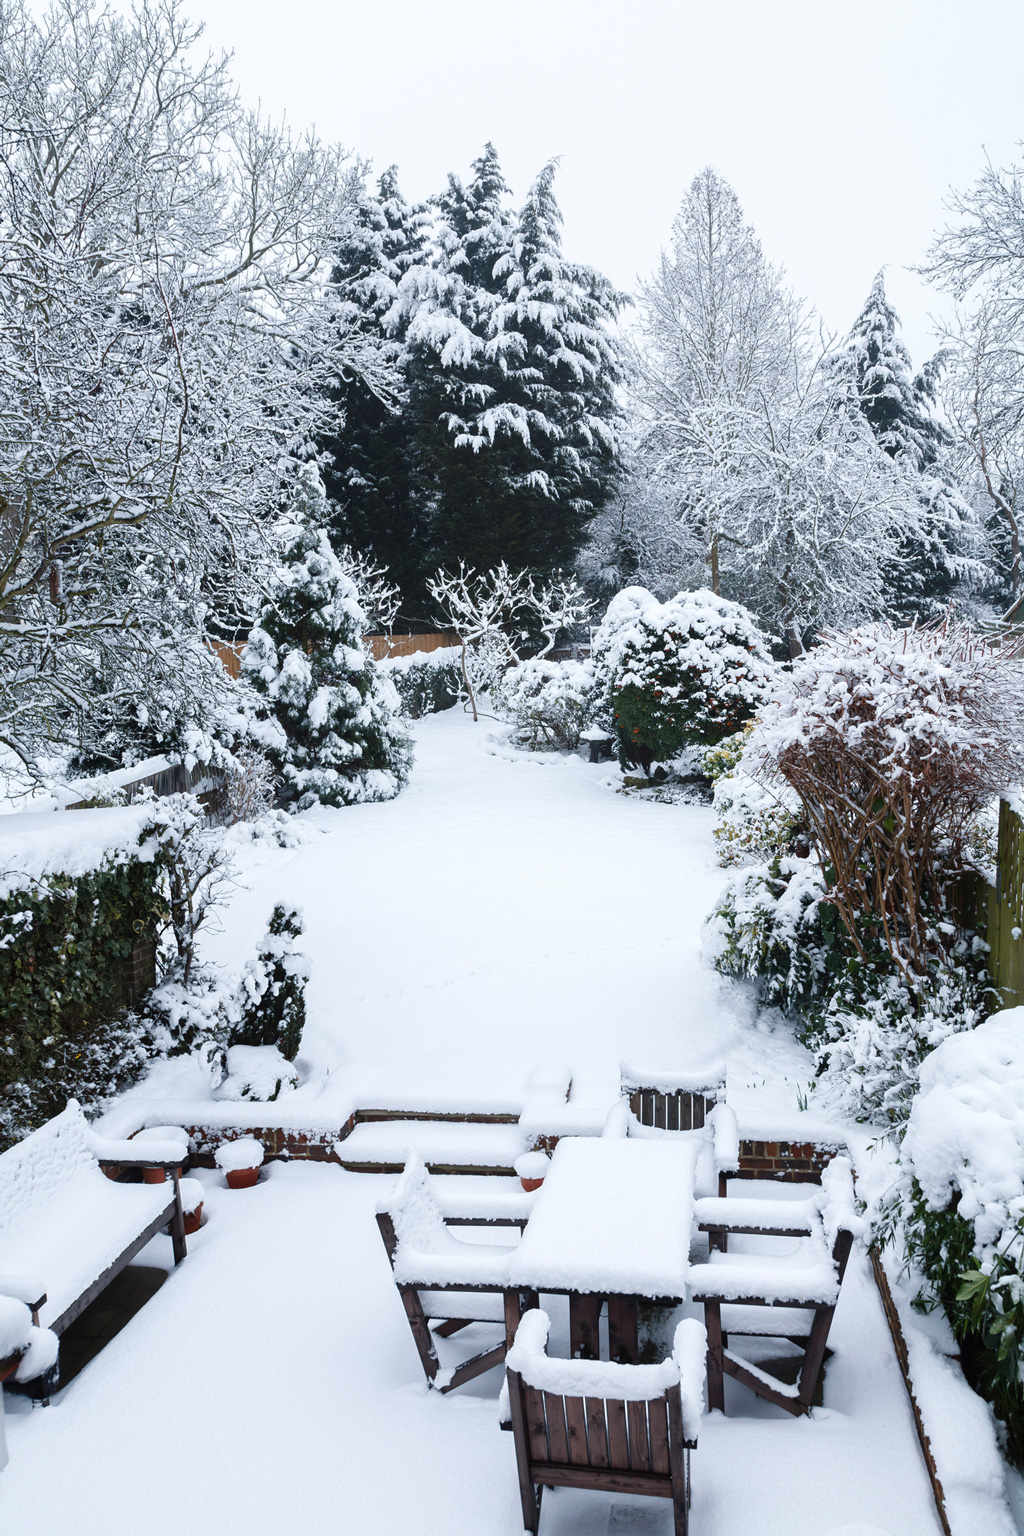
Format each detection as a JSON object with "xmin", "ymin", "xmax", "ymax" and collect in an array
[
  {"xmin": 786, "ymin": 624, "xmax": 804, "ymax": 661},
  {"xmin": 710, "ymin": 534, "xmax": 720, "ymax": 596}
]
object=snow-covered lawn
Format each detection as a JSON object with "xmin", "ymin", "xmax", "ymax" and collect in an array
[{"xmin": 1, "ymin": 711, "xmax": 946, "ymax": 1534}]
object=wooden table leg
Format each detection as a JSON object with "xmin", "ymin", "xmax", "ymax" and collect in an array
[
  {"xmin": 608, "ymin": 1295, "xmax": 639, "ymax": 1363},
  {"xmin": 705, "ymin": 1299, "xmax": 725, "ymax": 1412}
]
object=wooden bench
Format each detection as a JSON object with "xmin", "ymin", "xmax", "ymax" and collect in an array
[
  {"xmin": 506, "ymin": 1308, "xmax": 706, "ymax": 1535},
  {"xmin": 0, "ymin": 1102, "xmax": 187, "ymax": 1379}
]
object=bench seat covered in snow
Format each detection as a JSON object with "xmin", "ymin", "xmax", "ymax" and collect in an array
[{"xmin": 0, "ymin": 1102, "xmax": 188, "ymax": 1338}]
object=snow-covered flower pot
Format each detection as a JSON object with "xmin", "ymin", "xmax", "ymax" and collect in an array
[
  {"xmin": 135, "ymin": 1125, "xmax": 187, "ymax": 1183},
  {"xmin": 178, "ymin": 1177, "xmax": 205, "ymax": 1235},
  {"xmin": 514, "ymin": 1151, "xmax": 551, "ymax": 1193},
  {"xmin": 215, "ymin": 1138, "xmax": 265, "ymax": 1189}
]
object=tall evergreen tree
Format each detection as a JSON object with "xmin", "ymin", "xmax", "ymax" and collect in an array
[
  {"xmin": 840, "ymin": 272, "xmax": 975, "ymax": 618},
  {"xmin": 319, "ymin": 169, "xmax": 433, "ymax": 623},
  {"xmin": 402, "ymin": 146, "xmax": 624, "ymax": 581},
  {"xmin": 241, "ymin": 465, "xmax": 413, "ymax": 809}
]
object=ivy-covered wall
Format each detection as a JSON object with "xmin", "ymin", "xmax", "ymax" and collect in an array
[{"xmin": 0, "ymin": 850, "xmax": 168, "ymax": 1150}]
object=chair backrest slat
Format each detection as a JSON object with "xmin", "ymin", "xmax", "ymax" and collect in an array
[
  {"xmin": 564, "ymin": 1394, "xmax": 590, "ymax": 1465},
  {"xmin": 627, "ymin": 1084, "xmax": 722, "ymax": 1133},
  {"xmin": 585, "ymin": 1397, "xmax": 610, "ymax": 1468},
  {"xmin": 544, "ymin": 1390, "xmax": 570, "ymax": 1462},
  {"xmin": 606, "ymin": 1397, "xmax": 630, "ymax": 1467},
  {"xmin": 523, "ymin": 1383, "xmax": 549, "ymax": 1461},
  {"xmin": 626, "ymin": 1398, "xmax": 651, "ymax": 1472},
  {"xmin": 648, "ymin": 1396, "xmax": 670, "ymax": 1474}
]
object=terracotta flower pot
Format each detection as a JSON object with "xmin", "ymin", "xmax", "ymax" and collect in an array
[
  {"xmin": 520, "ymin": 1176, "xmax": 545, "ymax": 1193},
  {"xmin": 183, "ymin": 1203, "xmax": 204, "ymax": 1235},
  {"xmin": 225, "ymin": 1166, "xmax": 260, "ymax": 1190},
  {"xmin": 142, "ymin": 1166, "xmax": 167, "ymax": 1184}
]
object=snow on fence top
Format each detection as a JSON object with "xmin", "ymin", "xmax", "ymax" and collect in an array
[
  {"xmin": 0, "ymin": 802, "xmax": 159, "ymax": 899},
  {"xmin": 903, "ymin": 1007, "xmax": 1024, "ymax": 1252}
]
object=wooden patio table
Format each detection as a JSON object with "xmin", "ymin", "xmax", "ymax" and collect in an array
[{"xmin": 504, "ymin": 1136, "xmax": 699, "ymax": 1363}]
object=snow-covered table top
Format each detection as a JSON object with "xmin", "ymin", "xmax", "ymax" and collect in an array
[{"xmin": 507, "ymin": 1137, "xmax": 699, "ymax": 1298}]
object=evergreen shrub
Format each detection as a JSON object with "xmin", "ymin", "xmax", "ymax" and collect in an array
[
  {"xmin": 493, "ymin": 658, "xmax": 601, "ymax": 751},
  {"xmin": 379, "ymin": 649, "xmax": 462, "ymax": 718},
  {"xmin": 0, "ymin": 842, "xmax": 169, "ymax": 1150},
  {"xmin": 592, "ymin": 587, "xmax": 772, "ymax": 774}
]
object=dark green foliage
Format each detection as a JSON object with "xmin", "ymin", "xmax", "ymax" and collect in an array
[
  {"xmin": 893, "ymin": 1190, "xmax": 1024, "ymax": 1465},
  {"xmin": 231, "ymin": 904, "xmax": 307, "ymax": 1062},
  {"xmin": 386, "ymin": 655, "xmax": 462, "ymax": 718},
  {"xmin": 320, "ymin": 149, "xmax": 624, "ymax": 610},
  {"xmin": 605, "ymin": 592, "xmax": 771, "ymax": 772},
  {"xmin": 321, "ymin": 169, "xmax": 434, "ymax": 622},
  {"xmin": 0, "ymin": 854, "xmax": 167, "ymax": 1150}
]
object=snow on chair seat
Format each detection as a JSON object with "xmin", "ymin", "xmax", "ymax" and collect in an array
[
  {"xmin": 0, "ymin": 1102, "xmax": 188, "ymax": 1342},
  {"xmin": 375, "ymin": 1153, "xmax": 518, "ymax": 1393},
  {"xmin": 505, "ymin": 1308, "xmax": 706, "ymax": 1536}
]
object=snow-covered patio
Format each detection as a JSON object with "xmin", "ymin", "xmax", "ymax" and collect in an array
[{"xmin": 1, "ymin": 712, "xmax": 946, "ymax": 1534}]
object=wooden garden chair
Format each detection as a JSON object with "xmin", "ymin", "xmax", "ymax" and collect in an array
[
  {"xmin": 688, "ymin": 1156, "xmax": 863, "ymax": 1416},
  {"xmin": 375, "ymin": 1154, "xmax": 517, "ymax": 1393},
  {"xmin": 506, "ymin": 1307, "xmax": 706, "ymax": 1535},
  {"xmin": 620, "ymin": 1060, "xmax": 726, "ymax": 1133}
]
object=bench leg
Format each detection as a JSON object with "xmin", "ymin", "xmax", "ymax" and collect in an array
[{"xmin": 169, "ymin": 1174, "xmax": 187, "ymax": 1265}]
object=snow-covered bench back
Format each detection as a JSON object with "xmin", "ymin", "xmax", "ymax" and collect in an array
[
  {"xmin": 620, "ymin": 1059, "xmax": 726, "ymax": 1133},
  {"xmin": 0, "ymin": 1103, "xmax": 97, "ymax": 1239},
  {"xmin": 0, "ymin": 1101, "xmax": 189, "ymax": 1337}
]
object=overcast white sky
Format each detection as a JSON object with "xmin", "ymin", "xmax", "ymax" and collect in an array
[{"xmin": 191, "ymin": 0, "xmax": 1023, "ymax": 365}]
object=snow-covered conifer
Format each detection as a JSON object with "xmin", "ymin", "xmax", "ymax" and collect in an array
[
  {"xmin": 320, "ymin": 169, "xmax": 433, "ymax": 616},
  {"xmin": 242, "ymin": 468, "xmax": 412, "ymax": 809},
  {"xmin": 838, "ymin": 272, "xmax": 977, "ymax": 618}
]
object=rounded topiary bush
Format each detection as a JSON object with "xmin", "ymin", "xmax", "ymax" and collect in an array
[{"xmin": 592, "ymin": 587, "xmax": 773, "ymax": 773}]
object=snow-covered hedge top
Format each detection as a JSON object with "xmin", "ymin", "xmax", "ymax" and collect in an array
[
  {"xmin": 750, "ymin": 622, "xmax": 1024, "ymax": 786},
  {"xmin": 0, "ymin": 802, "xmax": 160, "ymax": 900},
  {"xmin": 214, "ymin": 1137, "xmax": 265, "ymax": 1172},
  {"xmin": 507, "ymin": 1308, "xmax": 706, "ymax": 1439},
  {"xmin": 376, "ymin": 647, "xmax": 460, "ymax": 674},
  {"xmin": 903, "ymin": 1009, "xmax": 1024, "ymax": 1252},
  {"xmin": 592, "ymin": 585, "xmax": 772, "ymax": 698}
]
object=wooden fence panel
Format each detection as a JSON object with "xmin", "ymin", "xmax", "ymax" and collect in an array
[{"xmin": 987, "ymin": 798, "xmax": 1024, "ymax": 1009}]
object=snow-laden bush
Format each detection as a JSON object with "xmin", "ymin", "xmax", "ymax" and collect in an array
[
  {"xmin": 492, "ymin": 658, "xmax": 601, "ymax": 751},
  {"xmin": 747, "ymin": 619, "xmax": 1024, "ymax": 979},
  {"xmin": 878, "ymin": 1010, "xmax": 1024, "ymax": 1463},
  {"xmin": 706, "ymin": 852, "xmax": 830, "ymax": 1017},
  {"xmin": 242, "ymin": 514, "xmax": 413, "ymax": 810},
  {"xmin": 591, "ymin": 586, "xmax": 773, "ymax": 773},
  {"xmin": 148, "ymin": 903, "xmax": 310, "ymax": 1093},
  {"xmin": 379, "ymin": 648, "xmax": 463, "ymax": 719}
]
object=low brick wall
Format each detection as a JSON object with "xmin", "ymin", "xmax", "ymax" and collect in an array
[
  {"xmin": 737, "ymin": 1138, "xmax": 846, "ymax": 1183},
  {"xmin": 169, "ymin": 1117, "xmax": 356, "ymax": 1168}
]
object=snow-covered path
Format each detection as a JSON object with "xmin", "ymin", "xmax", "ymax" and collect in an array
[
  {"xmin": 0, "ymin": 710, "xmax": 945, "ymax": 1535},
  {"xmin": 198, "ymin": 708, "xmax": 806, "ymax": 1115}
]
